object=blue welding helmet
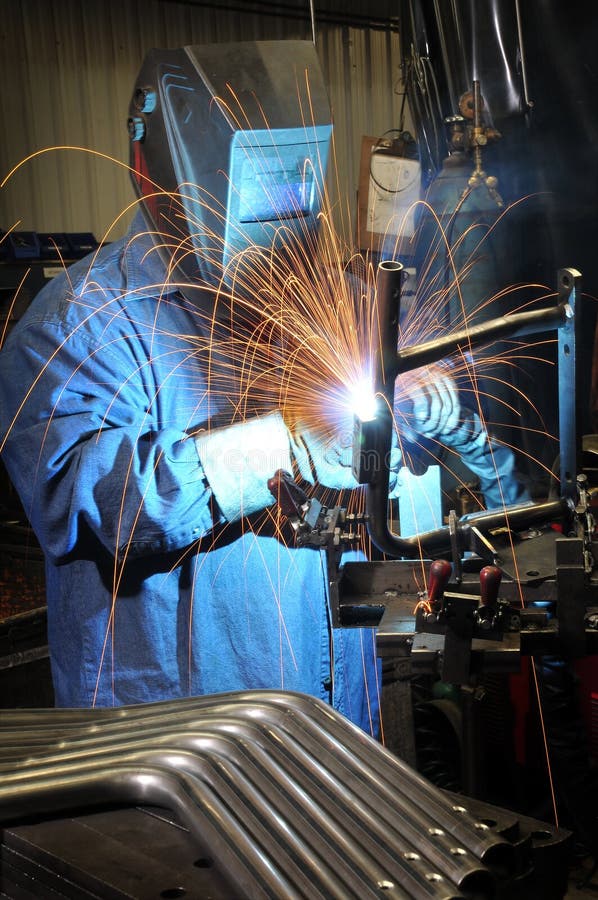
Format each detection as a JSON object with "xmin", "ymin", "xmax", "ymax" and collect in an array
[{"xmin": 128, "ymin": 41, "xmax": 332, "ymax": 293}]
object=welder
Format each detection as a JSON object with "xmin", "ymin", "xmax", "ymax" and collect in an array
[{"xmin": 0, "ymin": 41, "xmax": 526, "ymax": 731}]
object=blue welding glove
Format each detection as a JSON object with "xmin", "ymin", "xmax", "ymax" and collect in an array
[
  {"xmin": 293, "ymin": 425, "xmax": 404, "ymax": 495},
  {"xmin": 195, "ymin": 412, "xmax": 292, "ymax": 521},
  {"xmin": 441, "ymin": 409, "xmax": 531, "ymax": 509},
  {"xmin": 290, "ymin": 426, "xmax": 359, "ymax": 491},
  {"xmin": 394, "ymin": 364, "xmax": 462, "ymax": 446},
  {"xmin": 393, "ymin": 363, "xmax": 529, "ymax": 508},
  {"xmin": 387, "ymin": 444, "xmax": 404, "ymax": 499}
]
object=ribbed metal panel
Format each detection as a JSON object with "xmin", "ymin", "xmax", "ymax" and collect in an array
[{"xmin": 0, "ymin": 0, "xmax": 408, "ymax": 243}]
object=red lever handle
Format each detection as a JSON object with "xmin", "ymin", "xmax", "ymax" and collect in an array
[
  {"xmin": 479, "ymin": 565, "xmax": 502, "ymax": 606},
  {"xmin": 427, "ymin": 559, "xmax": 452, "ymax": 605}
]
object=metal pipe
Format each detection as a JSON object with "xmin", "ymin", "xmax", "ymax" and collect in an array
[
  {"xmin": 366, "ymin": 261, "xmax": 573, "ymax": 559},
  {"xmin": 392, "ymin": 302, "xmax": 567, "ymax": 377},
  {"xmin": 365, "ymin": 261, "xmax": 417, "ymax": 558},
  {"xmin": 411, "ymin": 497, "xmax": 571, "ymax": 558},
  {"xmin": 514, "ymin": 0, "xmax": 534, "ymax": 111},
  {"xmin": 0, "ymin": 762, "xmax": 299, "ymax": 900}
]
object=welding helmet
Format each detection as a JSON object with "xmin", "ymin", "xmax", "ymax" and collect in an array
[{"xmin": 128, "ymin": 41, "xmax": 332, "ymax": 292}]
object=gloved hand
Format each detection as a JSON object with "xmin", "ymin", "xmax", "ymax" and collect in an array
[
  {"xmin": 392, "ymin": 362, "xmax": 530, "ymax": 509},
  {"xmin": 196, "ymin": 409, "xmax": 401, "ymax": 522},
  {"xmin": 291, "ymin": 423, "xmax": 403, "ymax": 495},
  {"xmin": 289, "ymin": 365, "xmax": 461, "ymax": 496},
  {"xmin": 195, "ymin": 411, "xmax": 292, "ymax": 521},
  {"xmin": 393, "ymin": 363, "xmax": 461, "ymax": 445},
  {"xmin": 290, "ymin": 425, "xmax": 358, "ymax": 491}
]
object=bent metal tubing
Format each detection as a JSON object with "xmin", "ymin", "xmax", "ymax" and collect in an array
[
  {"xmin": 366, "ymin": 262, "xmax": 578, "ymax": 559},
  {"xmin": 0, "ymin": 692, "xmax": 512, "ymax": 898}
]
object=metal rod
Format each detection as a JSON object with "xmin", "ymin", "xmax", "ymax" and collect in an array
[
  {"xmin": 392, "ymin": 302, "xmax": 567, "ymax": 377},
  {"xmin": 514, "ymin": 0, "xmax": 534, "ymax": 111},
  {"xmin": 557, "ymin": 268, "xmax": 582, "ymax": 502}
]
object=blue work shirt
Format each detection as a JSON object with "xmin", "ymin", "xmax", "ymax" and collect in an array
[{"xmin": 0, "ymin": 215, "xmax": 380, "ymax": 735}]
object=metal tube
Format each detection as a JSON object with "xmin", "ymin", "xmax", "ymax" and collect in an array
[
  {"xmin": 365, "ymin": 261, "xmax": 419, "ymax": 557},
  {"xmin": 392, "ymin": 302, "xmax": 567, "ymax": 377},
  {"xmin": 366, "ymin": 259, "xmax": 572, "ymax": 559},
  {"xmin": 0, "ymin": 692, "xmax": 512, "ymax": 894},
  {"xmin": 412, "ymin": 497, "xmax": 571, "ymax": 558},
  {"xmin": 0, "ymin": 727, "xmax": 489, "ymax": 896}
]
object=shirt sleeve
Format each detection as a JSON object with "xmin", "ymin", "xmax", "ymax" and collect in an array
[{"xmin": 0, "ymin": 316, "xmax": 218, "ymax": 565}]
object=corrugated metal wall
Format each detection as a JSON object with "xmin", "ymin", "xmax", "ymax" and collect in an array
[{"xmin": 0, "ymin": 0, "xmax": 409, "ymax": 242}]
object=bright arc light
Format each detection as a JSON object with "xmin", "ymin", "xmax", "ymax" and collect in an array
[{"xmin": 348, "ymin": 379, "xmax": 379, "ymax": 423}]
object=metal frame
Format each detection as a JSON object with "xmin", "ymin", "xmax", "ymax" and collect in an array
[{"xmin": 364, "ymin": 262, "xmax": 581, "ymax": 559}]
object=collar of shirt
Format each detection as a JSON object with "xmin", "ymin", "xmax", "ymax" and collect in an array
[{"xmin": 121, "ymin": 211, "xmax": 180, "ymax": 301}]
